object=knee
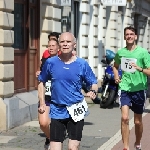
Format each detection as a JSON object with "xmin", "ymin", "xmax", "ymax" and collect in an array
[
  {"xmin": 68, "ymin": 143, "xmax": 79, "ymax": 150},
  {"xmin": 39, "ymin": 120, "xmax": 50, "ymax": 129},
  {"xmin": 40, "ymin": 122, "xmax": 48, "ymax": 128},
  {"xmin": 134, "ymin": 120, "xmax": 142, "ymax": 126},
  {"xmin": 121, "ymin": 116, "xmax": 129, "ymax": 124}
]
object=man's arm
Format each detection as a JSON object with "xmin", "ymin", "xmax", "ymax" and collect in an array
[
  {"xmin": 113, "ymin": 62, "xmax": 121, "ymax": 84},
  {"xmin": 38, "ymin": 82, "xmax": 46, "ymax": 113},
  {"xmin": 38, "ymin": 60, "xmax": 42, "ymax": 71},
  {"xmin": 130, "ymin": 63, "xmax": 150, "ymax": 76},
  {"xmin": 36, "ymin": 60, "xmax": 42, "ymax": 77},
  {"xmin": 142, "ymin": 68, "xmax": 150, "ymax": 76},
  {"xmin": 90, "ymin": 84, "xmax": 98, "ymax": 93},
  {"xmin": 82, "ymin": 61, "xmax": 98, "ymax": 99},
  {"xmin": 134, "ymin": 50, "xmax": 150, "ymax": 76}
]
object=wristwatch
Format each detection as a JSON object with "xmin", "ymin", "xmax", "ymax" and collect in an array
[{"xmin": 90, "ymin": 90, "xmax": 97, "ymax": 95}]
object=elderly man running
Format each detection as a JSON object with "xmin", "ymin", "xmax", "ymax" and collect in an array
[{"xmin": 38, "ymin": 32, "xmax": 98, "ymax": 150}]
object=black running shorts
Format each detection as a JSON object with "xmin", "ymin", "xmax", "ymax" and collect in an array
[{"xmin": 50, "ymin": 118, "xmax": 84, "ymax": 143}]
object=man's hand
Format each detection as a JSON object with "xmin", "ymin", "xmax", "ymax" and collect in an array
[
  {"xmin": 130, "ymin": 63, "xmax": 142, "ymax": 71},
  {"xmin": 113, "ymin": 62, "xmax": 121, "ymax": 84},
  {"xmin": 86, "ymin": 90, "xmax": 97, "ymax": 100},
  {"xmin": 38, "ymin": 103, "xmax": 46, "ymax": 114},
  {"xmin": 115, "ymin": 78, "xmax": 121, "ymax": 84},
  {"xmin": 36, "ymin": 71, "xmax": 41, "ymax": 77}
]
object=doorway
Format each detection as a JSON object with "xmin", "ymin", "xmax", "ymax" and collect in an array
[{"xmin": 13, "ymin": 0, "xmax": 39, "ymax": 93}]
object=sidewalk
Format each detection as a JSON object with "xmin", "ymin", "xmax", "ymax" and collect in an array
[{"xmin": 98, "ymin": 104, "xmax": 150, "ymax": 150}]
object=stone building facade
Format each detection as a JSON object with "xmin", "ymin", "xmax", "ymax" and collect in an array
[{"xmin": 0, "ymin": 0, "xmax": 150, "ymax": 130}]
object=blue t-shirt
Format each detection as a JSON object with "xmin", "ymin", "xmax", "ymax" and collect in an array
[{"xmin": 38, "ymin": 56, "xmax": 97, "ymax": 119}]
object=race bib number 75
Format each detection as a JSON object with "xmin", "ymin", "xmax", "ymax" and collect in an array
[
  {"xmin": 66, "ymin": 99, "xmax": 88, "ymax": 122},
  {"xmin": 121, "ymin": 57, "xmax": 137, "ymax": 73}
]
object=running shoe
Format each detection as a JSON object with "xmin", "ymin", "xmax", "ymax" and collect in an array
[
  {"xmin": 44, "ymin": 138, "xmax": 50, "ymax": 150},
  {"xmin": 134, "ymin": 143, "xmax": 141, "ymax": 150}
]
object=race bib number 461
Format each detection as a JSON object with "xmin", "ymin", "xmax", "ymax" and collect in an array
[
  {"xmin": 121, "ymin": 57, "xmax": 137, "ymax": 73},
  {"xmin": 67, "ymin": 99, "xmax": 88, "ymax": 122}
]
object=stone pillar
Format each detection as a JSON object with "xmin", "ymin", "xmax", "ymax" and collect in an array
[
  {"xmin": 0, "ymin": 0, "xmax": 14, "ymax": 98},
  {"xmin": 88, "ymin": 1, "xmax": 99, "ymax": 76},
  {"xmin": 98, "ymin": 4, "xmax": 106, "ymax": 80},
  {"xmin": 123, "ymin": 2, "xmax": 133, "ymax": 47},
  {"xmin": 117, "ymin": 8, "xmax": 123, "ymax": 50},
  {"xmin": 105, "ymin": 6, "xmax": 118, "ymax": 52},
  {"xmin": 0, "ymin": 0, "xmax": 14, "ymax": 130},
  {"xmin": 79, "ymin": 0, "xmax": 89, "ymax": 59},
  {"xmin": 88, "ymin": 0, "xmax": 94, "ymax": 69},
  {"xmin": 143, "ymin": 18, "xmax": 149, "ymax": 50},
  {"xmin": 40, "ymin": 0, "xmax": 61, "ymax": 58},
  {"xmin": 125, "ymin": 2, "xmax": 133, "ymax": 25},
  {"xmin": 137, "ymin": 15, "xmax": 147, "ymax": 47}
]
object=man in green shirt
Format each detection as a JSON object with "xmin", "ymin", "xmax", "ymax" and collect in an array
[{"xmin": 113, "ymin": 26, "xmax": 150, "ymax": 150}]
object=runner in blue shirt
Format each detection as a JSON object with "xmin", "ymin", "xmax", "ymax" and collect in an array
[
  {"xmin": 36, "ymin": 38, "xmax": 60, "ymax": 150},
  {"xmin": 38, "ymin": 32, "xmax": 98, "ymax": 150}
]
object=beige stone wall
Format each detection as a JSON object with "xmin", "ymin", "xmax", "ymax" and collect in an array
[
  {"xmin": 0, "ymin": 1, "xmax": 14, "ymax": 98},
  {"xmin": 40, "ymin": 0, "xmax": 61, "ymax": 59},
  {"xmin": 0, "ymin": 98, "xmax": 7, "ymax": 130},
  {"xmin": 0, "ymin": 0, "xmax": 14, "ymax": 130}
]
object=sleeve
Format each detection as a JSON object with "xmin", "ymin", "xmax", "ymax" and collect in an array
[
  {"xmin": 82, "ymin": 61, "xmax": 98, "ymax": 87},
  {"xmin": 114, "ymin": 52, "xmax": 121, "ymax": 65},
  {"xmin": 38, "ymin": 59, "xmax": 51, "ymax": 83},
  {"xmin": 143, "ymin": 51, "xmax": 150, "ymax": 68}
]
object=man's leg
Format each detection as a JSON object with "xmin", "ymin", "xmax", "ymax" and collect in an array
[
  {"xmin": 134, "ymin": 113, "xmax": 143, "ymax": 146},
  {"xmin": 121, "ymin": 105, "xmax": 130, "ymax": 150},
  {"xmin": 38, "ymin": 105, "xmax": 50, "ymax": 138},
  {"xmin": 68, "ymin": 139, "xmax": 80, "ymax": 150},
  {"xmin": 67, "ymin": 119, "xmax": 84, "ymax": 150},
  {"xmin": 50, "ymin": 142, "xmax": 62, "ymax": 150},
  {"xmin": 131, "ymin": 90, "xmax": 146, "ymax": 149},
  {"xmin": 50, "ymin": 119, "xmax": 66, "ymax": 150}
]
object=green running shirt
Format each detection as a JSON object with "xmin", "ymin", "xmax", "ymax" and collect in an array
[{"xmin": 114, "ymin": 46, "xmax": 150, "ymax": 92}]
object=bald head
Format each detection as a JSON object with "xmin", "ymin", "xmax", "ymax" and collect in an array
[
  {"xmin": 59, "ymin": 32, "xmax": 76, "ymax": 43},
  {"xmin": 59, "ymin": 32, "xmax": 76, "ymax": 54}
]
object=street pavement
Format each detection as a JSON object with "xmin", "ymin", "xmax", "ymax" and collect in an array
[{"xmin": 0, "ymin": 99, "xmax": 149, "ymax": 150}]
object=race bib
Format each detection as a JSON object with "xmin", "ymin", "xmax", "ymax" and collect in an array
[
  {"xmin": 121, "ymin": 57, "xmax": 137, "ymax": 73},
  {"xmin": 45, "ymin": 80, "xmax": 51, "ymax": 95},
  {"xmin": 66, "ymin": 99, "xmax": 88, "ymax": 122}
]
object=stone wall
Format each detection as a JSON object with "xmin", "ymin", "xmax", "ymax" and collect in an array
[
  {"xmin": 0, "ymin": 0, "xmax": 14, "ymax": 130},
  {"xmin": 40, "ymin": 0, "xmax": 61, "ymax": 58}
]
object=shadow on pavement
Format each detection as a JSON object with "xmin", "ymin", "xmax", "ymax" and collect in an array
[
  {"xmin": 100, "ymin": 102, "xmax": 119, "ymax": 109},
  {"xmin": 108, "ymin": 102, "xmax": 119, "ymax": 109},
  {"xmin": 84, "ymin": 122, "xmax": 94, "ymax": 125},
  {"xmin": 38, "ymin": 133, "xmax": 46, "ymax": 137}
]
